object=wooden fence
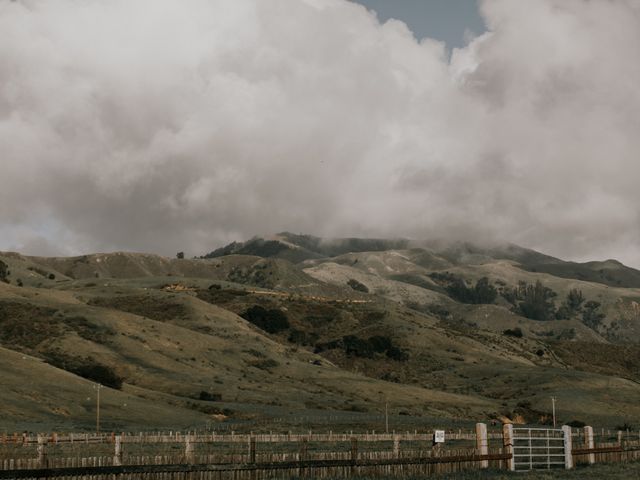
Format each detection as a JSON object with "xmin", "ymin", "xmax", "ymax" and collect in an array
[{"xmin": 0, "ymin": 425, "xmax": 638, "ymax": 478}]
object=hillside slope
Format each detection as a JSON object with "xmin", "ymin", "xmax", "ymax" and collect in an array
[{"xmin": 2, "ymin": 237, "xmax": 640, "ymax": 430}]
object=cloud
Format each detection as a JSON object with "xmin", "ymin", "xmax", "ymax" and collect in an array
[{"xmin": 1, "ymin": 0, "xmax": 639, "ymax": 266}]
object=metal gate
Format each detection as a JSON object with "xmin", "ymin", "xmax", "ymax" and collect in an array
[{"xmin": 512, "ymin": 427, "xmax": 567, "ymax": 471}]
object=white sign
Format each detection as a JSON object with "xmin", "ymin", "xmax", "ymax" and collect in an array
[{"xmin": 433, "ymin": 430, "xmax": 445, "ymax": 444}]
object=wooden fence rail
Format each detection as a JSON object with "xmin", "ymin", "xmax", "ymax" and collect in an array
[
  {"xmin": 1, "ymin": 424, "xmax": 639, "ymax": 478},
  {"xmin": 0, "ymin": 451, "xmax": 511, "ymax": 479}
]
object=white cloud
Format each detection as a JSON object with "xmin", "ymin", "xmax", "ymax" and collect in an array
[{"xmin": 1, "ymin": 0, "xmax": 639, "ymax": 266}]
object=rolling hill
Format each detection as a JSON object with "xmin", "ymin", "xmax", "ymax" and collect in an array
[{"xmin": 1, "ymin": 234, "xmax": 640, "ymax": 431}]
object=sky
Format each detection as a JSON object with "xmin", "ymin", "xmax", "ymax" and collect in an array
[
  {"xmin": 1, "ymin": 0, "xmax": 640, "ymax": 267},
  {"xmin": 351, "ymin": 0, "xmax": 486, "ymax": 48}
]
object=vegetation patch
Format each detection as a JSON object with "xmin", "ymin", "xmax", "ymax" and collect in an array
[
  {"xmin": 316, "ymin": 334, "xmax": 409, "ymax": 361},
  {"xmin": 241, "ymin": 305, "xmax": 290, "ymax": 333},
  {"xmin": 429, "ymin": 273, "xmax": 497, "ymax": 304},
  {"xmin": 347, "ymin": 278, "xmax": 369, "ymax": 293},
  {"xmin": 44, "ymin": 351, "xmax": 123, "ymax": 389},
  {"xmin": 88, "ymin": 295, "xmax": 189, "ymax": 322},
  {"xmin": 0, "ymin": 302, "xmax": 113, "ymax": 349},
  {"xmin": 197, "ymin": 391, "xmax": 222, "ymax": 401},
  {"xmin": 503, "ymin": 327, "xmax": 523, "ymax": 338},
  {"xmin": 0, "ymin": 260, "xmax": 9, "ymax": 283}
]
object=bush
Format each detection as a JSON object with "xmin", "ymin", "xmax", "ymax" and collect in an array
[
  {"xmin": 46, "ymin": 352, "xmax": 123, "ymax": 389},
  {"xmin": 198, "ymin": 391, "xmax": 222, "ymax": 401},
  {"xmin": 0, "ymin": 260, "xmax": 9, "ymax": 283},
  {"xmin": 241, "ymin": 306, "xmax": 290, "ymax": 333},
  {"xmin": 386, "ymin": 345, "xmax": 409, "ymax": 361},
  {"xmin": 316, "ymin": 335, "xmax": 409, "ymax": 362},
  {"xmin": 75, "ymin": 363, "xmax": 123, "ymax": 389},
  {"xmin": 343, "ymin": 335, "xmax": 374, "ymax": 358},
  {"xmin": 503, "ymin": 327, "xmax": 523, "ymax": 338},
  {"xmin": 347, "ymin": 279, "xmax": 369, "ymax": 293}
]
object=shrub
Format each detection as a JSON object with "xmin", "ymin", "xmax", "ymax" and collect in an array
[
  {"xmin": 45, "ymin": 352, "xmax": 123, "ymax": 389},
  {"xmin": 241, "ymin": 306, "xmax": 290, "ymax": 333},
  {"xmin": 347, "ymin": 279, "xmax": 369, "ymax": 293},
  {"xmin": 386, "ymin": 345, "xmax": 409, "ymax": 361},
  {"xmin": 316, "ymin": 335, "xmax": 409, "ymax": 362},
  {"xmin": 343, "ymin": 335, "xmax": 374, "ymax": 358},
  {"xmin": 198, "ymin": 391, "xmax": 222, "ymax": 401},
  {"xmin": 0, "ymin": 260, "xmax": 9, "ymax": 283},
  {"xmin": 75, "ymin": 363, "xmax": 123, "ymax": 389},
  {"xmin": 503, "ymin": 327, "xmax": 523, "ymax": 338}
]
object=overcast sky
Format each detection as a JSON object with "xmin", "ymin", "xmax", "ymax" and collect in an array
[{"xmin": 1, "ymin": 0, "xmax": 640, "ymax": 267}]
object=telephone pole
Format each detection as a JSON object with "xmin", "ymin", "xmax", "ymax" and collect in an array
[
  {"xmin": 94, "ymin": 384, "xmax": 104, "ymax": 433},
  {"xmin": 385, "ymin": 401, "xmax": 389, "ymax": 434}
]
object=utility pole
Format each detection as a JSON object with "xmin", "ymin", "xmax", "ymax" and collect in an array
[
  {"xmin": 551, "ymin": 396, "xmax": 557, "ymax": 428},
  {"xmin": 94, "ymin": 384, "xmax": 103, "ymax": 433},
  {"xmin": 385, "ymin": 401, "xmax": 389, "ymax": 434}
]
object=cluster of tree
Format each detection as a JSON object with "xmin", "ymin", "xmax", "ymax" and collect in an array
[
  {"xmin": 315, "ymin": 335, "xmax": 409, "ymax": 361},
  {"xmin": 502, "ymin": 282, "xmax": 605, "ymax": 328},
  {"xmin": 430, "ymin": 272, "xmax": 497, "ymax": 304},
  {"xmin": 241, "ymin": 305, "xmax": 290, "ymax": 334},
  {"xmin": 503, "ymin": 281, "xmax": 558, "ymax": 321}
]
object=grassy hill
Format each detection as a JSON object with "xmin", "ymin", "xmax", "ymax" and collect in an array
[{"xmin": 1, "ymin": 236, "xmax": 640, "ymax": 431}]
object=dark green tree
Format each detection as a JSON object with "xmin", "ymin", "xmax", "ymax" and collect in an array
[
  {"xmin": 582, "ymin": 301, "xmax": 605, "ymax": 330},
  {"xmin": 515, "ymin": 281, "xmax": 556, "ymax": 321}
]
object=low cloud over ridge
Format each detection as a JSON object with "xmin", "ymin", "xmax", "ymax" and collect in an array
[{"xmin": 1, "ymin": 0, "xmax": 639, "ymax": 265}]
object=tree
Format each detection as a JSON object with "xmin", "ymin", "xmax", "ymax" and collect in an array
[
  {"xmin": 176, "ymin": 252, "xmax": 185, "ymax": 259},
  {"xmin": 566, "ymin": 289, "xmax": 585, "ymax": 311},
  {"xmin": 515, "ymin": 281, "xmax": 556, "ymax": 321},
  {"xmin": 474, "ymin": 277, "xmax": 498, "ymax": 304},
  {"xmin": 582, "ymin": 301, "xmax": 605, "ymax": 330},
  {"xmin": 555, "ymin": 288, "xmax": 585, "ymax": 320},
  {"xmin": 445, "ymin": 276, "xmax": 497, "ymax": 304}
]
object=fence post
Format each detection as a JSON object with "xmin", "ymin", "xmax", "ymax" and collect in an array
[
  {"xmin": 114, "ymin": 435, "xmax": 122, "ymax": 466},
  {"xmin": 617, "ymin": 431, "xmax": 623, "ymax": 446},
  {"xmin": 248, "ymin": 435, "xmax": 256, "ymax": 463},
  {"xmin": 562, "ymin": 426, "xmax": 573, "ymax": 469},
  {"xmin": 476, "ymin": 423, "xmax": 488, "ymax": 469},
  {"xmin": 37, "ymin": 435, "xmax": 47, "ymax": 468},
  {"xmin": 185, "ymin": 435, "xmax": 195, "ymax": 464},
  {"xmin": 583, "ymin": 426, "xmax": 595, "ymax": 465},
  {"xmin": 299, "ymin": 438, "xmax": 308, "ymax": 461},
  {"xmin": 350, "ymin": 437, "xmax": 358, "ymax": 475},
  {"xmin": 502, "ymin": 424, "xmax": 514, "ymax": 471},
  {"xmin": 393, "ymin": 435, "xmax": 400, "ymax": 458}
]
